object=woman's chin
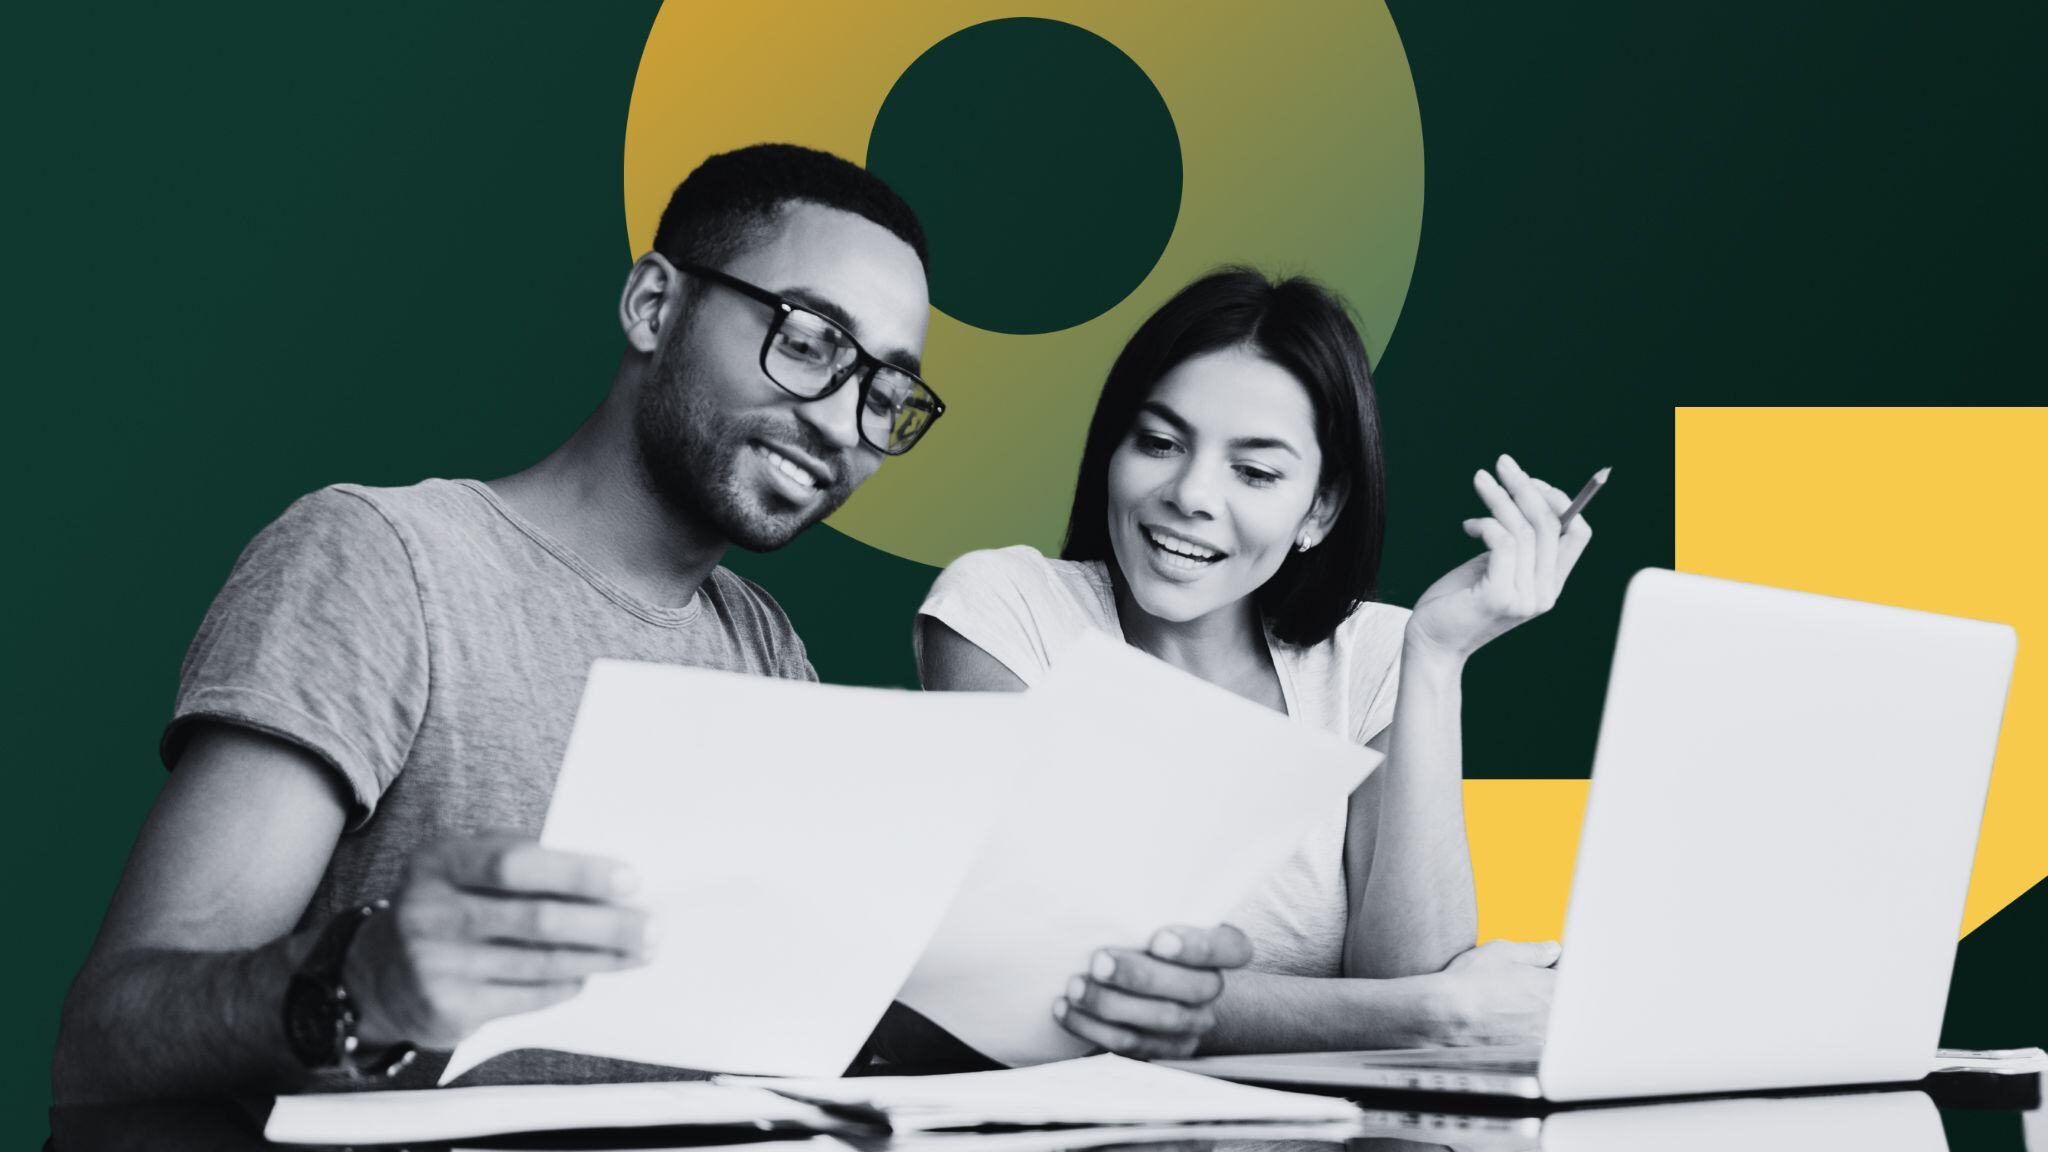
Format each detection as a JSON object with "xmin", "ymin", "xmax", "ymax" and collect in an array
[{"xmin": 1123, "ymin": 573, "xmax": 1233, "ymax": 626}]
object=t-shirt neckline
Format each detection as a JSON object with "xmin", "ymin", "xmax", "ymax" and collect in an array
[
  {"xmin": 450, "ymin": 479, "xmax": 704, "ymax": 628},
  {"xmin": 1080, "ymin": 558, "xmax": 1299, "ymax": 720}
]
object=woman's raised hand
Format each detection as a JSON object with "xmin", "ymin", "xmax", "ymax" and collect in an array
[{"xmin": 1408, "ymin": 454, "xmax": 1593, "ymax": 663}]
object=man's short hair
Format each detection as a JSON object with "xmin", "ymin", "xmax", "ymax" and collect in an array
[{"xmin": 652, "ymin": 143, "xmax": 930, "ymax": 273}]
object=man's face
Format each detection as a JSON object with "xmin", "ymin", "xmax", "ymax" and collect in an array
[{"xmin": 634, "ymin": 202, "xmax": 930, "ymax": 551}]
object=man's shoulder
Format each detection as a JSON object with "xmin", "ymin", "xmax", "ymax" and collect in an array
[
  {"xmin": 309, "ymin": 478, "xmax": 490, "ymax": 530},
  {"xmin": 703, "ymin": 566, "xmax": 812, "ymax": 679},
  {"xmin": 258, "ymin": 478, "xmax": 483, "ymax": 545},
  {"xmin": 704, "ymin": 565, "xmax": 791, "ymax": 621}
]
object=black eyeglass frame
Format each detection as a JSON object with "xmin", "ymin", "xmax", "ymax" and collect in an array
[{"xmin": 674, "ymin": 261, "xmax": 945, "ymax": 456}]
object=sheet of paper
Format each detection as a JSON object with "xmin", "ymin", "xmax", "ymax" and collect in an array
[
  {"xmin": 897, "ymin": 630, "xmax": 1378, "ymax": 1065},
  {"xmin": 876, "ymin": 1120, "xmax": 1372, "ymax": 1152},
  {"xmin": 443, "ymin": 659, "xmax": 1022, "ymax": 1082},
  {"xmin": 456, "ymin": 1139, "xmax": 850, "ymax": 1152},
  {"xmin": 266, "ymin": 1081, "xmax": 832, "ymax": 1145},
  {"xmin": 724, "ymin": 1053, "xmax": 1362, "ymax": 1130}
]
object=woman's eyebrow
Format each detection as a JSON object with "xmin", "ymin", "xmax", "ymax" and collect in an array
[
  {"xmin": 1137, "ymin": 401, "xmax": 1300, "ymax": 458},
  {"xmin": 1228, "ymin": 435, "xmax": 1301, "ymax": 458},
  {"xmin": 1137, "ymin": 400, "xmax": 1193, "ymax": 435}
]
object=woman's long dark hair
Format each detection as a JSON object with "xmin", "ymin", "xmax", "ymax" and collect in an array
[{"xmin": 1060, "ymin": 268, "xmax": 1386, "ymax": 647}]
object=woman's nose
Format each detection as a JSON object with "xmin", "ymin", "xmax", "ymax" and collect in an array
[{"xmin": 1161, "ymin": 459, "xmax": 1219, "ymax": 520}]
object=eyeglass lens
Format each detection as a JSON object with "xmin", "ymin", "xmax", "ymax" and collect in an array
[{"xmin": 766, "ymin": 309, "xmax": 938, "ymax": 454}]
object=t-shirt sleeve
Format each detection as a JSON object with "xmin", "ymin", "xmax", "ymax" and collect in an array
[
  {"xmin": 1350, "ymin": 604, "xmax": 1411, "ymax": 745},
  {"xmin": 712, "ymin": 569, "xmax": 818, "ymax": 683},
  {"xmin": 915, "ymin": 547, "xmax": 1069, "ymax": 687},
  {"xmin": 160, "ymin": 487, "xmax": 430, "ymax": 828}
]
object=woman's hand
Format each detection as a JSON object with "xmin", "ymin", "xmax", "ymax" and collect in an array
[
  {"xmin": 1424, "ymin": 939, "xmax": 1560, "ymax": 1046},
  {"xmin": 1054, "ymin": 925, "xmax": 1252, "ymax": 1059},
  {"xmin": 1408, "ymin": 454, "xmax": 1594, "ymax": 664}
]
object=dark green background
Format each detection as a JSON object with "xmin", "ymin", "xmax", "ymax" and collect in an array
[{"xmin": 12, "ymin": 3, "xmax": 2043, "ymax": 1145}]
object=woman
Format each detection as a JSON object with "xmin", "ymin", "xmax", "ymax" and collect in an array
[{"xmin": 918, "ymin": 269, "xmax": 1591, "ymax": 1058}]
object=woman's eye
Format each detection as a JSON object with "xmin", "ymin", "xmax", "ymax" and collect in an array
[
  {"xmin": 1235, "ymin": 465, "xmax": 1281, "ymax": 487},
  {"xmin": 1133, "ymin": 432, "xmax": 1179, "ymax": 456}
]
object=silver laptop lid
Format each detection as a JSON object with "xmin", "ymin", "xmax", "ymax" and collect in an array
[{"xmin": 1540, "ymin": 569, "xmax": 2015, "ymax": 1101}]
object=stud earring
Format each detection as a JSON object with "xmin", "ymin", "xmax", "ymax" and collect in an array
[{"xmin": 1296, "ymin": 534, "xmax": 1316, "ymax": 552}]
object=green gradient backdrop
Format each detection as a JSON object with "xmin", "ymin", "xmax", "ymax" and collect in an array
[{"xmin": 10, "ymin": 4, "xmax": 2045, "ymax": 1147}]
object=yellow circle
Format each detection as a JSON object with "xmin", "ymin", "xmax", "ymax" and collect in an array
[{"xmin": 625, "ymin": 2, "xmax": 1424, "ymax": 568}]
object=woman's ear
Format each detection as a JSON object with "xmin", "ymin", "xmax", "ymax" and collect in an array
[
  {"xmin": 619, "ymin": 252, "xmax": 682, "ymax": 354},
  {"xmin": 1300, "ymin": 476, "xmax": 1350, "ymax": 550}
]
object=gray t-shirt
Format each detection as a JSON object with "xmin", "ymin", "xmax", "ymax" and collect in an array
[{"xmin": 162, "ymin": 479, "xmax": 814, "ymax": 1086}]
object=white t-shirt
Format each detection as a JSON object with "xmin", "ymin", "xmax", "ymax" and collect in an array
[{"xmin": 916, "ymin": 545, "xmax": 1409, "ymax": 977}]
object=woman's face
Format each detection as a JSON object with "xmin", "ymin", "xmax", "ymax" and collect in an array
[{"xmin": 1106, "ymin": 345, "xmax": 1332, "ymax": 627}]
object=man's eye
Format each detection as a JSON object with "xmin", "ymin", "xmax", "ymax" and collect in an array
[
  {"xmin": 775, "ymin": 318, "xmax": 849, "ymax": 365},
  {"xmin": 776, "ymin": 333, "xmax": 829, "ymax": 363}
]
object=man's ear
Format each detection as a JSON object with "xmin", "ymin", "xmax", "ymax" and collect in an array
[
  {"xmin": 1303, "ymin": 475, "xmax": 1350, "ymax": 546},
  {"xmin": 619, "ymin": 252, "xmax": 681, "ymax": 354}
]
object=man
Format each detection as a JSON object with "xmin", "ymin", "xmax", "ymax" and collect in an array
[{"xmin": 55, "ymin": 144, "xmax": 1246, "ymax": 1103}]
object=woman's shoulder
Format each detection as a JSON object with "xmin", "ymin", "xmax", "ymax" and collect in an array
[
  {"xmin": 929, "ymin": 545, "xmax": 1112, "ymax": 612},
  {"xmin": 1276, "ymin": 600, "xmax": 1410, "ymax": 741},
  {"xmin": 918, "ymin": 546, "xmax": 1117, "ymax": 686},
  {"xmin": 1333, "ymin": 599, "xmax": 1412, "ymax": 658}
]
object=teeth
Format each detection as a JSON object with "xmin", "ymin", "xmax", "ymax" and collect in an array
[
  {"xmin": 761, "ymin": 446, "xmax": 817, "ymax": 490},
  {"xmin": 1147, "ymin": 530, "xmax": 1219, "ymax": 561}
]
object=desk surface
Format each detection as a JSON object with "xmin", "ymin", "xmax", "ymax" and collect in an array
[{"xmin": 47, "ymin": 1077, "xmax": 2047, "ymax": 1152}]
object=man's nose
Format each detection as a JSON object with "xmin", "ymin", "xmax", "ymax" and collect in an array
[{"xmin": 793, "ymin": 370, "xmax": 865, "ymax": 454}]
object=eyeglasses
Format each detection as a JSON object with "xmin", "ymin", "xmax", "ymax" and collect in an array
[{"xmin": 675, "ymin": 262, "xmax": 945, "ymax": 456}]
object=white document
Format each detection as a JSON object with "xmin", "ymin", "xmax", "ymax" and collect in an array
[
  {"xmin": 443, "ymin": 660, "xmax": 1020, "ymax": 1082},
  {"xmin": 265, "ymin": 1081, "xmax": 832, "ymax": 1145},
  {"xmin": 875, "ymin": 1120, "xmax": 1372, "ymax": 1152},
  {"xmin": 724, "ymin": 1053, "xmax": 1363, "ymax": 1130},
  {"xmin": 896, "ymin": 632, "xmax": 1380, "ymax": 1066}
]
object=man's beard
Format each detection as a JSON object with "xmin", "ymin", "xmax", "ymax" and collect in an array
[{"xmin": 632, "ymin": 329, "xmax": 856, "ymax": 552}]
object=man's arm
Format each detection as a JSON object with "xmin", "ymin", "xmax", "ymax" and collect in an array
[
  {"xmin": 55, "ymin": 725, "xmax": 655, "ymax": 1103},
  {"xmin": 55, "ymin": 724, "xmax": 352, "ymax": 1102}
]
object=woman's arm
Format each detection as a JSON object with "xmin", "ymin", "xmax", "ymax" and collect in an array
[
  {"xmin": 1343, "ymin": 644, "xmax": 1479, "ymax": 978},
  {"xmin": 916, "ymin": 617, "xmax": 1028, "ymax": 693},
  {"xmin": 1342, "ymin": 456, "xmax": 1594, "ymax": 979},
  {"xmin": 1204, "ymin": 945, "xmax": 1559, "ymax": 1053}
]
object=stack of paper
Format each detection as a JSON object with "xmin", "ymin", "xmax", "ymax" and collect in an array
[
  {"xmin": 269, "ymin": 1057, "xmax": 1362, "ymax": 1146},
  {"xmin": 897, "ymin": 635, "xmax": 1378, "ymax": 1065},
  {"xmin": 442, "ymin": 632, "xmax": 1379, "ymax": 1080},
  {"xmin": 264, "ymin": 1081, "xmax": 833, "ymax": 1146},
  {"xmin": 726, "ymin": 1054, "xmax": 1363, "ymax": 1131},
  {"xmin": 441, "ymin": 664, "xmax": 1024, "ymax": 1081}
]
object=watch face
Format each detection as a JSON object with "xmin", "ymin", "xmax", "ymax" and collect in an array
[{"xmin": 284, "ymin": 974, "xmax": 341, "ymax": 1068}]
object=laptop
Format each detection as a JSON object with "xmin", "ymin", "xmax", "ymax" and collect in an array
[
  {"xmin": 1347, "ymin": 1089, "xmax": 1942, "ymax": 1152},
  {"xmin": 1165, "ymin": 568, "xmax": 2016, "ymax": 1103}
]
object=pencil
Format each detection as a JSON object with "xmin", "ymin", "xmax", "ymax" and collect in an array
[{"xmin": 1557, "ymin": 467, "xmax": 1611, "ymax": 528}]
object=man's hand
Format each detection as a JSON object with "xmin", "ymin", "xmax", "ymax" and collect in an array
[
  {"xmin": 345, "ymin": 834, "xmax": 655, "ymax": 1049},
  {"xmin": 1425, "ymin": 939, "xmax": 1560, "ymax": 1047},
  {"xmin": 1054, "ymin": 925, "xmax": 1253, "ymax": 1059}
]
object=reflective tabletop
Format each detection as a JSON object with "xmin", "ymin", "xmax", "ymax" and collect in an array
[{"xmin": 47, "ymin": 1078, "xmax": 2047, "ymax": 1152}]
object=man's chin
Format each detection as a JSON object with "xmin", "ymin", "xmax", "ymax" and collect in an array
[{"xmin": 722, "ymin": 495, "xmax": 843, "ymax": 553}]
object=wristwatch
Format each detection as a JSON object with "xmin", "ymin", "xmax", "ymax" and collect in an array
[{"xmin": 283, "ymin": 900, "xmax": 419, "ymax": 1079}]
